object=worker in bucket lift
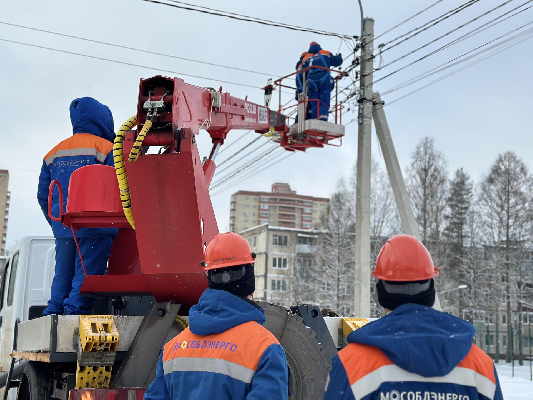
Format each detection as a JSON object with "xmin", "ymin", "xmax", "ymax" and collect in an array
[
  {"xmin": 37, "ymin": 97, "xmax": 118, "ymax": 316},
  {"xmin": 294, "ymin": 51, "xmax": 308, "ymax": 124},
  {"xmin": 144, "ymin": 232, "xmax": 289, "ymax": 400},
  {"xmin": 324, "ymin": 235, "xmax": 503, "ymax": 400},
  {"xmin": 302, "ymin": 42, "xmax": 342, "ymax": 121}
]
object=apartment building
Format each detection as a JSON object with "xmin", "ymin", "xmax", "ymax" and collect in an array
[
  {"xmin": 241, "ymin": 224, "xmax": 324, "ymax": 308},
  {"xmin": 0, "ymin": 170, "xmax": 10, "ymax": 256},
  {"xmin": 229, "ymin": 182, "xmax": 329, "ymax": 233}
]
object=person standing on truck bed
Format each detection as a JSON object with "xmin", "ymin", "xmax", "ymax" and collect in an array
[
  {"xmin": 37, "ymin": 97, "xmax": 118, "ymax": 316},
  {"xmin": 324, "ymin": 234, "xmax": 504, "ymax": 400},
  {"xmin": 144, "ymin": 232, "xmax": 289, "ymax": 400}
]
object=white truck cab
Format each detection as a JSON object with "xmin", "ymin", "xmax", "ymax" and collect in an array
[{"xmin": 0, "ymin": 237, "xmax": 55, "ymax": 400}]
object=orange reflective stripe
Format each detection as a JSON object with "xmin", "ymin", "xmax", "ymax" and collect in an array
[
  {"xmin": 457, "ymin": 344, "xmax": 496, "ymax": 384},
  {"xmin": 44, "ymin": 133, "xmax": 113, "ymax": 162},
  {"xmin": 163, "ymin": 321, "xmax": 279, "ymax": 371},
  {"xmin": 319, "ymin": 50, "xmax": 331, "ymax": 57},
  {"xmin": 338, "ymin": 343, "xmax": 393, "ymax": 385},
  {"xmin": 302, "ymin": 53, "xmax": 313, "ymax": 63}
]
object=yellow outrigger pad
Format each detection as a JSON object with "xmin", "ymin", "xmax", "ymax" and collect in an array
[{"xmin": 342, "ymin": 318, "xmax": 369, "ymax": 338}]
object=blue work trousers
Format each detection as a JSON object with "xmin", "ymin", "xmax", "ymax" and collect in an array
[
  {"xmin": 308, "ymin": 82, "xmax": 332, "ymax": 121},
  {"xmin": 43, "ymin": 236, "xmax": 114, "ymax": 315}
]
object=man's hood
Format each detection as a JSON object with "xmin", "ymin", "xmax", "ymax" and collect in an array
[
  {"xmin": 189, "ymin": 289, "xmax": 265, "ymax": 336},
  {"xmin": 347, "ymin": 304, "xmax": 476, "ymax": 377},
  {"xmin": 308, "ymin": 43, "xmax": 322, "ymax": 53},
  {"xmin": 70, "ymin": 97, "xmax": 115, "ymax": 142}
]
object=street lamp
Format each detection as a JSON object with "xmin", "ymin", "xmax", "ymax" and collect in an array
[{"xmin": 438, "ymin": 285, "xmax": 468, "ymax": 296}]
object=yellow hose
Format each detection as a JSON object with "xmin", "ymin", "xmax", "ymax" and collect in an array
[
  {"xmin": 128, "ymin": 120, "xmax": 153, "ymax": 162},
  {"xmin": 114, "ymin": 116, "xmax": 137, "ymax": 229}
]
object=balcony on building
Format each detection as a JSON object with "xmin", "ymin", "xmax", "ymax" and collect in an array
[{"xmin": 296, "ymin": 234, "xmax": 318, "ymax": 254}]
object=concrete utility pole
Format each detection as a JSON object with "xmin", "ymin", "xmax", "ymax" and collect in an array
[
  {"xmin": 354, "ymin": 17, "xmax": 374, "ymax": 318},
  {"xmin": 372, "ymin": 92, "xmax": 419, "ymax": 238}
]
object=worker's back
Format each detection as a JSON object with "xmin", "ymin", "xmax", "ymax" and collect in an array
[
  {"xmin": 324, "ymin": 304, "xmax": 503, "ymax": 400},
  {"xmin": 145, "ymin": 289, "xmax": 288, "ymax": 400}
]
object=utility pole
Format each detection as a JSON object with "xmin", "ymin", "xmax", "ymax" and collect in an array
[
  {"xmin": 353, "ymin": 19, "xmax": 441, "ymax": 315},
  {"xmin": 354, "ymin": 17, "xmax": 374, "ymax": 318}
]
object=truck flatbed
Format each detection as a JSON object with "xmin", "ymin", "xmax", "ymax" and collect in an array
[{"xmin": 13, "ymin": 315, "xmax": 144, "ymax": 363}]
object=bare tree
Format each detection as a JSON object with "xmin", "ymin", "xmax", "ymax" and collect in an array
[
  {"xmin": 406, "ymin": 137, "xmax": 449, "ymax": 254},
  {"xmin": 479, "ymin": 151, "xmax": 533, "ymax": 363}
]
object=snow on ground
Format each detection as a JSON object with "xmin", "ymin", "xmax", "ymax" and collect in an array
[{"xmin": 495, "ymin": 362, "xmax": 533, "ymax": 399}]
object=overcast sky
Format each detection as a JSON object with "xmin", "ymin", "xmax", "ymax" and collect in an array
[{"xmin": 1, "ymin": 0, "xmax": 532, "ymax": 249}]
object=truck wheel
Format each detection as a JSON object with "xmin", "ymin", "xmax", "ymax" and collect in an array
[
  {"xmin": 259, "ymin": 303, "xmax": 329, "ymax": 400},
  {"xmin": 17, "ymin": 363, "xmax": 51, "ymax": 400}
]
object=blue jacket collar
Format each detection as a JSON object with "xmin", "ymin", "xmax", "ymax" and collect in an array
[
  {"xmin": 70, "ymin": 97, "xmax": 115, "ymax": 142},
  {"xmin": 347, "ymin": 304, "xmax": 476, "ymax": 377},
  {"xmin": 189, "ymin": 289, "xmax": 265, "ymax": 336}
]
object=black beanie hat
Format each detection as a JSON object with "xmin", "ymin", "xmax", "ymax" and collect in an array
[
  {"xmin": 376, "ymin": 279, "xmax": 435, "ymax": 310},
  {"xmin": 207, "ymin": 263, "xmax": 255, "ymax": 297}
]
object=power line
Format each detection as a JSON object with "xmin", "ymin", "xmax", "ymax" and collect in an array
[
  {"xmin": 218, "ymin": 130, "xmax": 252, "ymax": 155},
  {"xmin": 210, "ymin": 146, "xmax": 279, "ymax": 189},
  {"xmin": 381, "ymin": 0, "xmax": 481, "ymax": 50},
  {"xmin": 0, "ymin": 21, "xmax": 281, "ymax": 78},
  {"xmin": 141, "ymin": 0, "xmax": 356, "ymax": 39},
  {"xmin": 211, "ymin": 150, "xmax": 293, "ymax": 196},
  {"xmin": 379, "ymin": 0, "xmax": 515, "ymax": 67},
  {"xmin": 0, "ymin": 38, "xmax": 297, "ymax": 99},
  {"xmin": 216, "ymin": 136, "xmax": 264, "ymax": 169},
  {"xmin": 382, "ymin": 9, "xmax": 533, "ymax": 95},
  {"xmin": 345, "ymin": 27, "xmax": 533, "ymax": 125},
  {"xmin": 374, "ymin": 0, "xmax": 445, "ymax": 40},
  {"xmin": 338, "ymin": 1, "xmax": 533, "ymax": 106}
]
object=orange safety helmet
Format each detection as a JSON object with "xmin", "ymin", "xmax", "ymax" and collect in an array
[
  {"xmin": 372, "ymin": 235, "xmax": 439, "ymax": 281},
  {"xmin": 202, "ymin": 232, "xmax": 256, "ymax": 271}
]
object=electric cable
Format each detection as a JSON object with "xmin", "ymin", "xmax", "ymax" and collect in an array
[
  {"xmin": 141, "ymin": 0, "xmax": 356, "ymax": 39},
  {"xmin": 374, "ymin": 0, "xmax": 445, "ymax": 40},
  {"xmin": 216, "ymin": 136, "xmax": 264, "ymax": 169},
  {"xmin": 218, "ymin": 130, "xmax": 252, "ymax": 155},
  {"xmin": 344, "ymin": 26, "xmax": 533, "ymax": 125},
  {"xmin": 0, "ymin": 38, "xmax": 296, "ymax": 98},
  {"xmin": 211, "ymin": 150, "xmax": 293, "ymax": 196},
  {"xmin": 0, "ymin": 21, "xmax": 282, "ymax": 78},
  {"xmin": 378, "ymin": 0, "xmax": 515, "ymax": 67},
  {"xmin": 210, "ymin": 146, "xmax": 279, "ymax": 189},
  {"xmin": 380, "ymin": 0, "xmax": 481, "ymax": 50}
]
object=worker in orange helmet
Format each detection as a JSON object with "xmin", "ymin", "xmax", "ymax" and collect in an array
[
  {"xmin": 144, "ymin": 232, "xmax": 289, "ymax": 400},
  {"xmin": 324, "ymin": 235, "xmax": 503, "ymax": 400}
]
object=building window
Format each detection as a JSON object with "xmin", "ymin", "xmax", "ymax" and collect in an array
[
  {"xmin": 244, "ymin": 219, "xmax": 249, "ymax": 224},
  {"xmin": 231, "ymin": 196, "xmax": 236, "ymax": 202},
  {"xmin": 304, "ymin": 208, "xmax": 312, "ymax": 213},
  {"xmin": 260, "ymin": 196, "xmax": 269, "ymax": 202},
  {"xmin": 244, "ymin": 212, "xmax": 249, "ymax": 217},
  {"xmin": 503, "ymin": 335, "xmax": 507, "ymax": 347},
  {"xmin": 273, "ymin": 235, "xmax": 288, "ymax": 246},
  {"xmin": 320, "ymin": 211, "xmax": 325, "ymax": 216},
  {"xmin": 303, "ymin": 223, "xmax": 312, "ymax": 229},
  {"xmin": 271, "ymin": 279, "xmax": 287, "ymax": 292},
  {"xmin": 230, "ymin": 211, "xmax": 235, "ymax": 216},
  {"xmin": 254, "ymin": 197, "xmax": 258, "ymax": 201},
  {"xmin": 298, "ymin": 258, "xmax": 313, "ymax": 268},
  {"xmin": 298, "ymin": 236, "xmax": 315, "ymax": 245},
  {"xmin": 304, "ymin": 200, "xmax": 312, "ymax": 205},
  {"xmin": 273, "ymin": 257, "xmax": 288, "ymax": 269},
  {"xmin": 260, "ymin": 212, "xmax": 269, "ymax": 217},
  {"xmin": 269, "ymin": 198, "xmax": 278, "ymax": 202},
  {"xmin": 502, "ymin": 314, "xmax": 507, "ymax": 325},
  {"xmin": 297, "ymin": 200, "xmax": 303, "ymax": 204},
  {"xmin": 303, "ymin": 215, "xmax": 312, "ymax": 221},
  {"xmin": 270, "ymin": 205, "xmax": 277, "ymax": 211},
  {"xmin": 259, "ymin": 219, "xmax": 268, "ymax": 224},
  {"xmin": 260, "ymin": 204, "xmax": 269, "ymax": 210},
  {"xmin": 321, "ymin": 204, "xmax": 325, "ymax": 208},
  {"xmin": 244, "ymin": 204, "xmax": 249, "ymax": 209},
  {"xmin": 253, "ymin": 213, "xmax": 256, "ymax": 216},
  {"xmin": 253, "ymin": 205, "xmax": 257, "ymax": 209},
  {"xmin": 253, "ymin": 236, "xmax": 257, "ymax": 247},
  {"xmin": 245, "ymin": 197, "xmax": 249, "ymax": 201},
  {"xmin": 322, "ymin": 282, "xmax": 332, "ymax": 292}
]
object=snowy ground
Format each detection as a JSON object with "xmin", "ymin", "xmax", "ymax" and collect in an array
[{"xmin": 495, "ymin": 362, "xmax": 533, "ymax": 399}]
